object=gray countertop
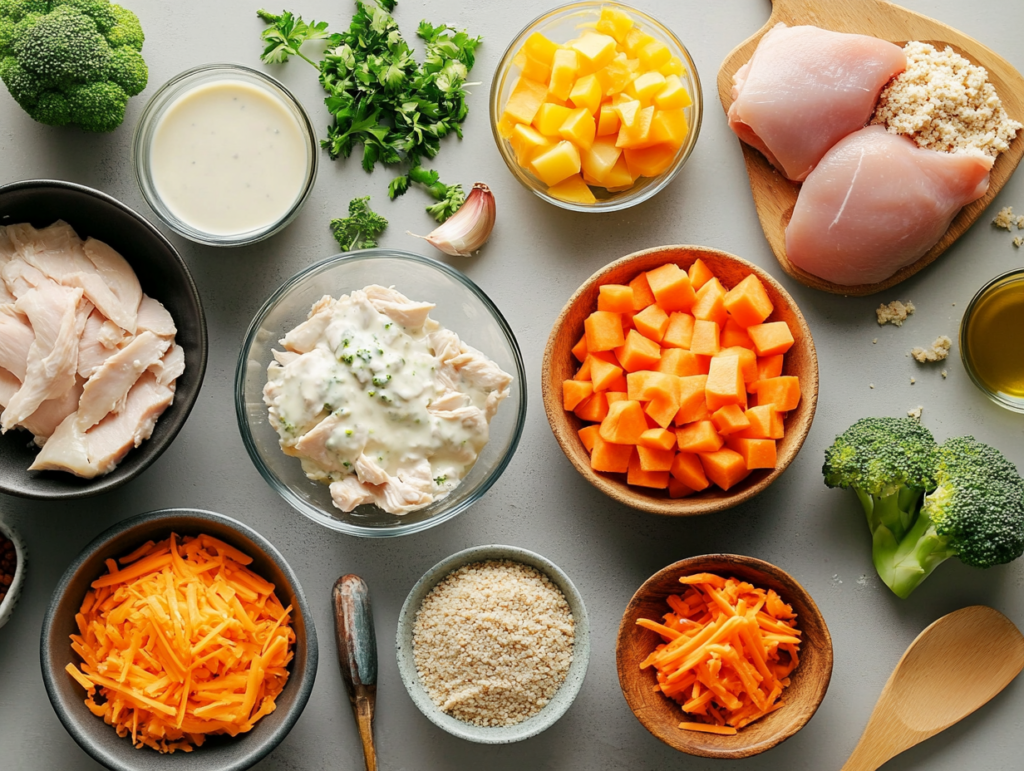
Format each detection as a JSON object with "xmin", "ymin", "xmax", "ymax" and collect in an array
[{"xmin": 2, "ymin": 1, "xmax": 1024, "ymax": 769}]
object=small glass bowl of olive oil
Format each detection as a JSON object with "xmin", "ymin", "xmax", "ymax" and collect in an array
[{"xmin": 960, "ymin": 269, "xmax": 1024, "ymax": 413}]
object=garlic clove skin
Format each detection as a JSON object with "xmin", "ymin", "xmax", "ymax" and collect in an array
[{"xmin": 410, "ymin": 182, "xmax": 495, "ymax": 257}]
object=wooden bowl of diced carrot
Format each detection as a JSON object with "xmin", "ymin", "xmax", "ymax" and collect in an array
[
  {"xmin": 541, "ymin": 245, "xmax": 818, "ymax": 515},
  {"xmin": 616, "ymin": 554, "xmax": 833, "ymax": 758}
]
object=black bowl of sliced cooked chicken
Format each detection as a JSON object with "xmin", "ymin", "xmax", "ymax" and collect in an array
[{"xmin": 0, "ymin": 180, "xmax": 207, "ymax": 499}]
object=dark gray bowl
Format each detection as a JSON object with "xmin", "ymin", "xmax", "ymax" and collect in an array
[
  {"xmin": 0, "ymin": 179, "xmax": 207, "ymax": 499},
  {"xmin": 40, "ymin": 508, "xmax": 318, "ymax": 771}
]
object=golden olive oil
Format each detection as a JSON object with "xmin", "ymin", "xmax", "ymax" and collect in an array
[{"xmin": 965, "ymin": 275, "xmax": 1024, "ymax": 398}]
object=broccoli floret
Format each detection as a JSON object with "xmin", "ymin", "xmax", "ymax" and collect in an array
[{"xmin": 0, "ymin": 0, "xmax": 146, "ymax": 131}]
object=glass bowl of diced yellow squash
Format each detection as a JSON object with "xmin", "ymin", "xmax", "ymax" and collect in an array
[{"xmin": 490, "ymin": 2, "xmax": 702, "ymax": 212}]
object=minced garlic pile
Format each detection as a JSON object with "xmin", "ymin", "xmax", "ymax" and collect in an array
[
  {"xmin": 412, "ymin": 560, "xmax": 574, "ymax": 727},
  {"xmin": 872, "ymin": 42, "xmax": 1021, "ymax": 157}
]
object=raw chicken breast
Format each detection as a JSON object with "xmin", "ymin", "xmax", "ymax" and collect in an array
[
  {"xmin": 786, "ymin": 126, "xmax": 993, "ymax": 286},
  {"xmin": 0, "ymin": 304, "xmax": 34, "ymax": 380},
  {"xmin": 728, "ymin": 24, "xmax": 906, "ymax": 182}
]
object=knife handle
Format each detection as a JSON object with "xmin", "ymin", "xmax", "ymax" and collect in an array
[{"xmin": 333, "ymin": 574, "xmax": 378, "ymax": 771}]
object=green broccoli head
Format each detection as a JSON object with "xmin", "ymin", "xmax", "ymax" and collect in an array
[
  {"xmin": 924, "ymin": 437, "xmax": 1024, "ymax": 569},
  {"xmin": 823, "ymin": 416, "xmax": 937, "ymax": 497},
  {"xmin": 0, "ymin": 0, "xmax": 146, "ymax": 131}
]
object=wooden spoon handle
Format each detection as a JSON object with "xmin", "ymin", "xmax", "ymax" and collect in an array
[{"xmin": 333, "ymin": 575, "xmax": 378, "ymax": 771}]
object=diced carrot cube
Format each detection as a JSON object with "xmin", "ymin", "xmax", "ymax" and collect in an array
[
  {"xmin": 662, "ymin": 312, "xmax": 695, "ymax": 349},
  {"xmin": 727, "ymin": 437, "xmax": 777, "ymax": 470},
  {"xmin": 716, "ymin": 346, "xmax": 758, "ymax": 383},
  {"xmin": 564, "ymin": 379, "xmax": 594, "ymax": 411},
  {"xmin": 692, "ymin": 277, "xmax": 729, "ymax": 327},
  {"xmin": 689, "ymin": 319, "xmax": 720, "ymax": 356},
  {"xmin": 754, "ymin": 376, "xmax": 801, "ymax": 412},
  {"xmin": 754, "ymin": 354, "xmax": 785, "ymax": 386},
  {"xmin": 591, "ymin": 436, "xmax": 633, "ymax": 472},
  {"xmin": 674, "ymin": 375, "xmax": 709, "ymax": 425},
  {"xmin": 698, "ymin": 448, "xmax": 750, "ymax": 490},
  {"xmin": 736, "ymin": 405, "xmax": 784, "ymax": 439},
  {"xmin": 614, "ymin": 329, "xmax": 662, "ymax": 372},
  {"xmin": 645, "ymin": 263, "xmax": 696, "ymax": 312},
  {"xmin": 645, "ymin": 393, "xmax": 680, "ymax": 429},
  {"xmin": 627, "ymin": 452, "xmax": 670, "ymax": 488},
  {"xmin": 605, "ymin": 390, "xmax": 628, "ymax": 404},
  {"xmin": 571, "ymin": 333, "xmax": 588, "ymax": 362},
  {"xmin": 747, "ymin": 321, "xmax": 795, "ymax": 356},
  {"xmin": 723, "ymin": 274, "xmax": 774, "ymax": 328},
  {"xmin": 578, "ymin": 424, "xmax": 601, "ymax": 452},
  {"xmin": 638, "ymin": 427, "xmax": 676, "ymax": 451},
  {"xmin": 627, "ymin": 370, "xmax": 675, "ymax": 401},
  {"xmin": 712, "ymin": 404, "xmax": 751, "ymax": 435},
  {"xmin": 670, "ymin": 451, "xmax": 710, "ymax": 491},
  {"xmin": 695, "ymin": 355, "xmax": 712, "ymax": 375},
  {"xmin": 633, "ymin": 303, "xmax": 669, "ymax": 342},
  {"xmin": 590, "ymin": 356, "xmax": 623, "ymax": 392},
  {"xmin": 585, "ymin": 310, "xmax": 625, "ymax": 352},
  {"xmin": 675, "ymin": 420, "xmax": 724, "ymax": 453},
  {"xmin": 606, "ymin": 374, "xmax": 629, "ymax": 392},
  {"xmin": 668, "ymin": 477, "xmax": 696, "ymax": 498},
  {"xmin": 637, "ymin": 444, "xmax": 675, "ymax": 472},
  {"xmin": 599, "ymin": 399, "xmax": 648, "ymax": 444},
  {"xmin": 706, "ymin": 355, "xmax": 744, "ymax": 411},
  {"xmin": 721, "ymin": 318, "xmax": 755, "ymax": 350},
  {"xmin": 574, "ymin": 356, "xmax": 592, "ymax": 381},
  {"xmin": 574, "ymin": 391, "xmax": 609, "ymax": 422},
  {"xmin": 598, "ymin": 284, "xmax": 634, "ymax": 313},
  {"xmin": 687, "ymin": 258, "xmax": 714, "ymax": 291},
  {"xmin": 629, "ymin": 271, "xmax": 656, "ymax": 310},
  {"xmin": 656, "ymin": 348, "xmax": 702, "ymax": 377}
]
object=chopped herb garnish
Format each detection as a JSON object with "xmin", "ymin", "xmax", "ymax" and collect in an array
[
  {"xmin": 330, "ymin": 196, "xmax": 388, "ymax": 250},
  {"xmin": 434, "ymin": 475, "xmax": 447, "ymax": 485}
]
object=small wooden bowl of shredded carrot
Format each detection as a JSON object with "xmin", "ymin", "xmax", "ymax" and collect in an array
[
  {"xmin": 616, "ymin": 554, "xmax": 832, "ymax": 759},
  {"xmin": 41, "ymin": 509, "xmax": 318, "ymax": 771}
]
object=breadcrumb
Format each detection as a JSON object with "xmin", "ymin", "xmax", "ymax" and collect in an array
[
  {"xmin": 877, "ymin": 300, "xmax": 916, "ymax": 326},
  {"xmin": 941, "ymin": 369, "xmax": 948, "ymax": 378},
  {"xmin": 994, "ymin": 206, "xmax": 1016, "ymax": 230},
  {"xmin": 911, "ymin": 335, "xmax": 953, "ymax": 363},
  {"xmin": 907, "ymin": 406, "xmax": 923, "ymax": 420},
  {"xmin": 911, "ymin": 377, "xmax": 916, "ymax": 384},
  {"xmin": 1015, "ymin": 237, "xmax": 1023, "ymax": 248},
  {"xmin": 870, "ymin": 384, "xmax": 875, "ymax": 389},
  {"xmin": 872, "ymin": 338, "xmax": 878, "ymax": 344},
  {"xmin": 872, "ymin": 42, "xmax": 1021, "ymax": 157}
]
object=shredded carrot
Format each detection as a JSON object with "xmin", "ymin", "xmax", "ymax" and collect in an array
[
  {"xmin": 67, "ymin": 533, "xmax": 295, "ymax": 754},
  {"xmin": 636, "ymin": 572, "xmax": 801, "ymax": 733}
]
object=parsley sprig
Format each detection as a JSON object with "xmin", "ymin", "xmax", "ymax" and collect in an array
[
  {"xmin": 330, "ymin": 196, "xmax": 389, "ymax": 250},
  {"xmin": 257, "ymin": 1, "xmax": 481, "ymax": 222}
]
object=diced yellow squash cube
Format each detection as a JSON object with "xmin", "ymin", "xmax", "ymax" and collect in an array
[
  {"xmin": 614, "ymin": 98, "xmax": 641, "ymax": 129},
  {"xmin": 623, "ymin": 28, "xmax": 655, "ymax": 57},
  {"xmin": 624, "ymin": 143, "xmax": 677, "ymax": 178},
  {"xmin": 510, "ymin": 123, "xmax": 554, "ymax": 166},
  {"xmin": 505, "ymin": 77, "xmax": 549, "ymax": 125},
  {"xmin": 649, "ymin": 109, "xmax": 689, "ymax": 148},
  {"xmin": 581, "ymin": 136, "xmax": 622, "ymax": 184},
  {"xmin": 628, "ymin": 71, "xmax": 667, "ymax": 106},
  {"xmin": 596, "ymin": 53, "xmax": 633, "ymax": 95},
  {"xmin": 549, "ymin": 48, "xmax": 579, "ymax": 101},
  {"xmin": 595, "ymin": 6, "xmax": 634, "ymax": 43},
  {"xmin": 497, "ymin": 111, "xmax": 518, "ymax": 139},
  {"xmin": 654, "ymin": 74, "xmax": 692, "ymax": 110},
  {"xmin": 515, "ymin": 49, "xmax": 552, "ymax": 84},
  {"xmin": 624, "ymin": 57, "xmax": 641, "ymax": 73},
  {"xmin": 533, "ymin": 103, "xmax": 573, "ymax": 137},
  {"xmin": 659, "ymin": 55, "xmax": 686, "ymax": 78},
  {"xmin": 547, "ymin": 173, "xmax": 597, "ymax": 204},
  {"xmin": 523, "ymin": 32, "xmax": 560, "ymax": 66},
  {"xmin": 597, "ymin": 103, "xmax": 620, "ymax": 136},
  {"xmin": 531, "ymin": 140, "xmax": 582, "ymax": 186},
  {"xmin": 638, "ymin": 39, "xmax": 672, "ymax": 70},
  {"xmin": 602, "ymin": 155, "xmax": 636, "ymax": 191},
  {"xmin": 611, "ymin": 92, "xmax": 634, "ymax": 107},
  {"xmin": 616, "ymin": 104, "xmax": 654, "ymax": 148},
  {"xmin": 582, "ymin": 167, "xmax": 603, "ymax": 187},
  {"xmin": 569, "ymin": 73, "xmax": 603, "ymax": 114},
  {"xmin": 571, "ymin": 33, "xmax": 618, "ymax": 73},
  {"xmin": 559, "ymin": 107, "xmax": 596, "ymax": 151}
]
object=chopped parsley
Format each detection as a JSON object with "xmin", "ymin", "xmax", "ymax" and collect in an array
[{"xmin": 329, "ymin": 196, "xmax": 388, "ymax": 250}]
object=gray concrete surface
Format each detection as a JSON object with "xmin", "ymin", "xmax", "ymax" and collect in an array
[{"xmin": 2, "ymin": 1, "xmax": 1024, "ymax": 769}]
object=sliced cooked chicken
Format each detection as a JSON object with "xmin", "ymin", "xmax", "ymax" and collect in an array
[
  {"xmin": 148, "ymin": 343, "xmax": 185, "ymax": 386},
  {"xmin": 22, "ymin": 377, "xmax": 85, "ymax": 444},
  {"xmin": 292, "ymin": 412, "xmax": 352, "ymax": 474},
  {"xmin": 0, "ymin": 228, "xmax": 15, "ymax": 304},
  {"xmin": 2, "ymin": 284, "xmax": 84, "ymax": 431},
  {"xmin": 0, "ymin": 304, "xmax": 35, "ymax": 380},
  {"xmin": 136, "ymin": 294, "xmax": 176, "ymax": 337},
  {"xmin": 76, "ymin": 330, "xmax": 170, "ymax": 430},
  {"xmin": 28, "ymin": 412, "xmax": 97, "ymax": 477},
  {"xmin": 2, "ymin": 258, "xmax": 49, "ymax": 298},
  {"xmin": 364, "ymin": 284, "xmax": 435, "ymax": 329},
  {"xmin": 9, "ymin": 221, "xmax": 95, "ymax": 283},
  {"xmin": 85, "ymin": 373, "xmax": 176, "ymax": 475},
  {"xmin": 78, "ymin": 308, "xmax": 119, "ymax": 379},
  {"xmin": 282, "ymin": 295, "xmax": 335, "ymax": 354},
  {"xmin": 330, "ymin": 477, "xmax": 376, "ymax": 511},
  {"xmin": 65, "ymin": 237, "xmax": 142, "ymax": 334}
]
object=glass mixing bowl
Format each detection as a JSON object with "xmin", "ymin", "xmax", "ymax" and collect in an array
[{"xmin": 235, "ymin": 250, "xmax": 527, "ymax": 537}]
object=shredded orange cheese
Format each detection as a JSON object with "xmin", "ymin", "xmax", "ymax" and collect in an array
[
  {"xmin": 637, "ymin": 572, "xmax": 801, "ymax": 734},
  {"xmin": 66, "ymin": 533, "xmax": 295, "ymax": 753}
]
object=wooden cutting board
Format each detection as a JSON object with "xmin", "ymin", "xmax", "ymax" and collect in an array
[{"xmin": 717, "ymin": 0, "xmax": 1024, "ymax": 296}]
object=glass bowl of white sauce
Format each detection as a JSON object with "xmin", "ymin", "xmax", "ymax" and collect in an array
[
  {"xmin": 133, "ymin": 63, "xmax": 318, "ymax": 246},
  {"xmin": 235, "ymin": 249, "xmax": 528, "ymax": 537}
]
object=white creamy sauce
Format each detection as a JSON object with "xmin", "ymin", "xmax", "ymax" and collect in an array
[
  {"xmin": 263, "ymin": 286, "xmax": 513, "ymax": 515},
  {"xmin": 150, "ymin": 80, "xmax": 308, "ymax": 236}
]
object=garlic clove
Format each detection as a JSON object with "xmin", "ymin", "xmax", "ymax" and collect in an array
[{"xmin": 410, "ymin": 182, "xmax": 495, "ymax": 257}]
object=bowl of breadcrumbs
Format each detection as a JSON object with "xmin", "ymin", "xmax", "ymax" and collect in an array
[{"xmin": 396, "ymin": 545, "xmax": 590, "ymax": 743}]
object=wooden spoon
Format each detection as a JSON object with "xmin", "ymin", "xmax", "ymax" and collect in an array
[
  {"xmin": 717, "ymin": 0, "xmax": 1024, "ymax": 296},
  {"xmin": 841, "ymin": 605, "xmax": 1024, "ymax": 771},
  {"xmin": 333, "ymin": 575, "xmax": 379, "ymax": 771}
]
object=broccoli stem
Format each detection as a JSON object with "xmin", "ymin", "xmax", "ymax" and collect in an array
[
  {"xmin": 858, "ymin": 487, "xmax": 922, "ymax": 543},
  {"xmin": 874, "ymin": 508, "xmax": 957, "ymax": 599}
]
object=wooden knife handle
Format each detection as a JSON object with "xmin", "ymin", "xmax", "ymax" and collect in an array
[{"xmin": 333, "ymin": 575, "xmax": 378, "ymax": 771}]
